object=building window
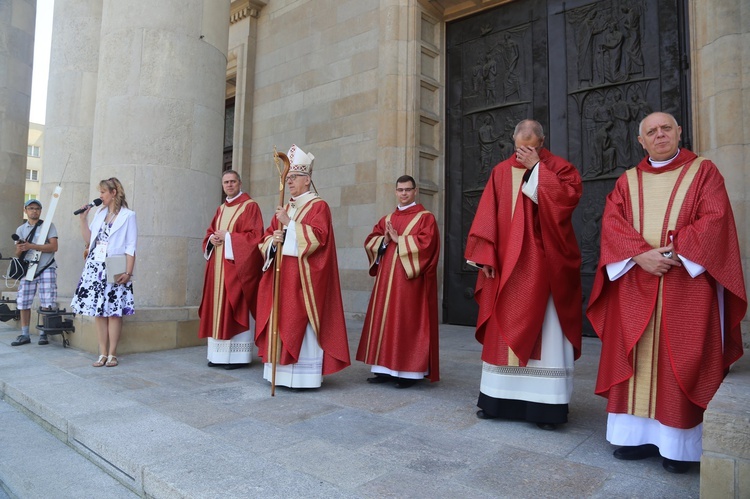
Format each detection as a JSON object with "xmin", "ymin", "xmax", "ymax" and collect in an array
[
  {"xmin": 24, "ymin": 194, "xmax": 34, "ymax": 203},
  {"xmin": 27, "ymin": 145, "xmax": 40, "ymax": 157},
  {"xmin": 26, "ymin": 169, "xmax": 39, "ymax": 181}
]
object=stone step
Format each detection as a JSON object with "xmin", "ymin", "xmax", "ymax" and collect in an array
[{"xmin": 0, "ymin": 399, "xmax": 137, "ymax": 498}]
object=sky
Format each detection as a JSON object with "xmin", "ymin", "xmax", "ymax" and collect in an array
[{"xmin": 29, "ymin": 0, "xmax": 55, "ymax": 125}]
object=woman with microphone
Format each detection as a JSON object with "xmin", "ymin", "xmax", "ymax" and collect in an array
[{"xmin": 72, "ymin": 177, "xmax": 137, "ymax": 367}]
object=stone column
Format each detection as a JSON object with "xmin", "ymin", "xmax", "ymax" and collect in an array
[
  {"xmin": 41, "ymin": 0, "xmax": 102, "ymax": 299},
  {"xmin": 77, "ymin": 0, "xmax": 231, "ymax": 353},
  {"xmin": 0, "ymin": 0, "xmax": 35, "ymax": 261},
  {"xmin": 690, "ymin": 0, "xmax": 748, "ymax": 308},
  {"xmin": 692, "ymin": 0, "xmax": 750, "ymax": 496}
]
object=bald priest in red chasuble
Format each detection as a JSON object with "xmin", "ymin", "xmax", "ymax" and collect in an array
[
  {"xmin": 465, "ymin": 119, "xmax": 583, "ymax": 430},
  {"xmin": 356, "ymin": 175, "xmax": 441, "ymax": 389},
  {"xmin": 587, "ymin": 112, "xmax": 747, "ymax": 474},
  {"xmin": 198, "ymin": 169, "xmax": 264, "ymax": 369}
]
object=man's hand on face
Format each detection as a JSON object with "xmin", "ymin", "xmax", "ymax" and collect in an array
[{"xmin": 515, "ymin": 145, "xmax": 540, "ymax": 170}]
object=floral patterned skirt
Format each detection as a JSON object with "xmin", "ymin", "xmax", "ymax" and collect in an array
[{"xmin": 71, "ymin": 257, "xmax": 134, "ymax": 317}]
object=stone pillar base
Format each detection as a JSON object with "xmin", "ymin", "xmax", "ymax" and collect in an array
[
  {"xmin": 44, "ymin": 306, "xmax": 206, "ymax": 354},
  {"xmin": 701, "ymin": 354, "xmax": 750, "ymax": 498}
]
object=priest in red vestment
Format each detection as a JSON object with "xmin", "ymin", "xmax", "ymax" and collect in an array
[
  {"xmin": 255, "ymin": 144, "xmax": 350, "ymax": 388},
  {"xmin": 587, "ymin": 112, "xmax": 747, "ymax": 474},
  {"xmin": 198, "ymin": 170, "xmax": 264, "ymax": 369},
  {"xmin": 356, "ymin": 175, "xmax": 440, "ymax": 388},
  {"xmin": 465, "ymin": 119, "xmax": 582, "ymax": 430}
]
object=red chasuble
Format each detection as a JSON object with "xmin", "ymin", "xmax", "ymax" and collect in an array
[
  {"xmin": 587, "ymin": 149, "xmax": 747, "ymax": 428},
  {"xmin": 356, "ymin": 205, "xmax": 441, "ymax": 381},
  {"xmin": 198, "ymin": 193, "xmax": 264, "ymax": 340},
  {"xmin": 465, "ymin": 148, "xmax": 582, "ymax": 366},
  {"xmin": 255, "ymin": 197, "xmax": 350, "ymax": 375}
]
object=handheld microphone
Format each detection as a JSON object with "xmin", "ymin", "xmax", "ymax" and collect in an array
[
  {"xmin": 73, "ymin": 198, "xmax": 103, "ymax": 215},
  {"xmin": 11, "ymin": 234, "xmax": 22, "ymax": 243}
]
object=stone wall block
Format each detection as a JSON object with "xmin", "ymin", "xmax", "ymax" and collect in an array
[
  {"xmin": 712, "ymin": 89, "xmax": 744, "ymax": 148},
  {"xmin": 45, "ymin": 71, "xmax": 98, "ymax": 126},
  {"xmin": 92, "ymin": 96, "xmax": 192, "ymax": 168},
  {"xmin": 140, "ymin": 29, "xmax": 227, "ymax": 110},
  {"xmin": 342, "ymin": 290, "xmax": 372, "ymax": 321},
  {"xmin": 339, "ymin": 133, "xmax": 378, "ymax": 163},
  {"xmin": 315, "ymin": 185, "xmax": 342, "ymax": 209},
  {"xmin": 130, "ymin": 235, "xmax": 189, "ymax": 308},
  {"xmin": 190, "ymin": 103, "xmax": 224, "ymax": 175},
  {"xmin": 694, "ymin": 44, "xmax": 713, "ymax": 103},
  {"xmin": 740, "ymin": 459, "xmax": 750, "ymax": 497},
  {"xmin": 339, "ymin": 268, "xmax": 375, "ymax": 292},
  {"xmin": 199, "ymin": 0, "xmax": 230, "ymax": 55},
  {"xmin": 711, "ymin": 0, "xmax": 742, "ymax": 42},
  {"xmin": 337, "ymin": 247, "xmax": 367, "ymax": 270},
  {"xmin": 703, "ymin": 357, "xmax": 750, "ymax": 459},
  {"xmin": 314, "ymin": 163, "xmax": 357, "ymax": 189},
  {"xmin": 100, "ymin": 0, "xmax": 203, "ymax": 37},
  {"xmin": 355, "ymin": 160, "xmax": 378, "ymax": 184},
  {"xmin": 352, "ymin": 47, "xmax": 379, "ymax": 74},
  {"xmin": 332, "ymin": 89, "xmax": 378, "ymax": 119},
  {"xmin": 711, "ymin": 145, "xmax": 744, "ymax": 200},
  {"xmin": 131, "ymin": 164, "xmax": 215, "ymax": 239},
  {"xmin": 185, "ymin": 236, "xmax": 206, "ymax": 307},
  {"xmin": 348, "ymin": 203, "xmax": 378, "ymax": 228},
  {"xmin": 96, "ymin": 29, "xmax": 141, "ymax": 98},
  {"xmin": 713, "ymin": 34, "xmax": 742, "ymax": 94},
  {"xmin": 8, "ymin": 56, "xmax": 33, "ymax": 97},
  {"xmin": 54, "ymin": 0, "xmax": 103, "ymax": 19},
  {"xmin": 341, "ymin": 69, "xmax": 380, "ymax": 98},
  {"xmin": 699, "ymin": 455, "xmax": 735, "ymax": 498},
  {"xmin": 304, "ymin": 81, "xmax": 341, "ymax": 109},
  {"xmin": 341, "ymin": 182, "xmax": 377, "ymax": 206},
  {"xmin": 50, "ymin": 16, "xmax": 101, "ymax": 73},
  {"xmin": 306, "ymin": 119, "xmax": 342, "ymax": 146}
]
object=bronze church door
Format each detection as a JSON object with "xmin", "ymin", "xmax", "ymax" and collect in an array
[{"xmin": 443, "ymin": 0, "xmax": 690, "ymax": 329}]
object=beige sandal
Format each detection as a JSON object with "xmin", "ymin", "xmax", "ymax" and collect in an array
[
  {"xmin": 105, "ymin": 355, "xmax": 118, "ymax": 367},
  {"xmin": 93, "ymin": 355, "xmax": 107, "ymax": 367}
]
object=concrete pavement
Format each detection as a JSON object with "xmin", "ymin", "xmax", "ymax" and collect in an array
[{"xmin": 0, "ymin": 321, "xmax": 698, "ymax": 498}]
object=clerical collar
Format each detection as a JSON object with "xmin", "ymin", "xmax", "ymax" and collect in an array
[
  {"xmin": 289, "ymin": 190, "xmax": 316, "ymax": 209},
  {"xmin": 649, "ymin": 149, "xmax": 680, "ymax": 168},
  {"xmin": 226, "ymin": 191, "xmax": 244, "ymax": 203},
  {"xmin": 397, "ymin": 202, "xmax": 417, "ymax": 211}
]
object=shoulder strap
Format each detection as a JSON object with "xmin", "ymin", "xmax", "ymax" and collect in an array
[{"xmin": 19, "ymin": 220, "xmax": 43, "ymax": 261}]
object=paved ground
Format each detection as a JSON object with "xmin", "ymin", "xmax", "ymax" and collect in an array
[{"xmin": 0, "ymin": 320, "xmax": 699, "ymax": 498}]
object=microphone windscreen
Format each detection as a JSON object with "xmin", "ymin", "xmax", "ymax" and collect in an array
[{"xmin": 93, "ymin": 198, "xmax": 103, "ymax": 207}]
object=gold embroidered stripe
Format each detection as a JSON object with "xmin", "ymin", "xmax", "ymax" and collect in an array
[
  {"xmin": 210, "ymin": 199, "xmax": 256, "ymax": 339},
  {"xmin": 397, "ymin": 211, "xmax": 428, "ymax": 279},
  {"xmin": 625, "ymin": 159, "xmax": 701, "ymax": 416}
]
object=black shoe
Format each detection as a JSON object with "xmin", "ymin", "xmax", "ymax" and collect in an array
[
  {"xmin": 476, "ymin": 409, "xmax": 497, "ymax": 420},
  {"xmin": 38, "ymin": 334, "xmax": 49, "ymax": 345},
  {"xmin": 11, "ymin": 335, "xmax": 30, "ymax": 346},
  {"xmin": 613, "ymin": 444, "xmax": 660, "ymax": 461},
  {"xmin": 366, "ymin": 374, "xmax": 392, "ymax": 384},
  {"xmin": 394, "ymin": 378, "xmax": 418, "ymax": 389},
  {"xmin": 223, "ymin": 363, "xmax": 248, "ymax": 370},
  {"xmin": 536, "ymin": 422, "xmax": 557, "ymax": 431},
  {"xmin": 662, "ymin": 458, "xmax": 691, "ymax": 474}
]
